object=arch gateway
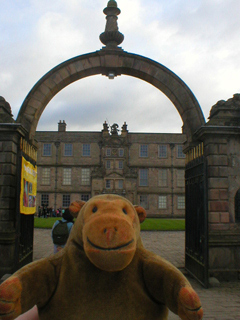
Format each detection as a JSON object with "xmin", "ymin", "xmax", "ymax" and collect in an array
[{"xmin": 0, "ymin": 0, "xmax": 239, "ymax": 287}]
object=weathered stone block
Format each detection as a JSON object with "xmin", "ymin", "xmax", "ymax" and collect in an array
[
  {"xmin": 81, "ymin": 58, "xmax": 92, "ymax": 70},
  {"xmin": 3, "ymin": 141, "xmax": 17, "ymax": 153},
  {"xmin": 0, "ymin": 154, "xmax": 5, "ymax": 163},
  {"xmin": 0, "ymin": 209, "xmax": 15, "ymax": 221},
  {"xmin": 218, "ymin": 167, "xmax": 229, "ymax": 177},
  {"xmin": 209, "ymin": 201, "xmax": 229, "ymax": 212},
  {"xmin": 209, "ymin": 212, "xmax": 220, "ymax": 223},
  {"xmin": 58, "ymin": 67, "xmax": 70, "ymax": 81},
  {"xmin": 50, "ymin": 72, "xmax": 63, "ymax": 86},
  {"xmin": 220, "ymin": 212, "xmax": 230, "ymax": 223},
  {"xmin": 0, "ymin": 175, "xmax": 16, "ymax": 187},
  {"xmin": 1, "ymin": 186, "xmax": 16, "ymax": 198},
  {"xmin": 38, "ymin": 83, "xmax": 52, "ymax": 96},
  {"xmin": 207, "ymin": 155, "xmax": 228, "ymax": 166},
  {"xmin": 218, "ymin": 144, "xmax": 228, "ymax": 154},
  {"xmin": 73, "ymin": 60, "xmax": 84, "ymax": 73},
  {"xmin": 219, "ymin": 189, "xmax": 228, "ymax": 200},
  {"xmin": 208, "ymin": 167, "xmax": 219, "ymax": 177},
  {"xmin": 2, "ymin": 164, "xmax": 16, "ymax": 175},
  {"xmin": 208, "ymin": 189, "xmax": 219, "ymax": 200},
  {"xmin": 209, "ymin": 223, "xmax": 230, "ymax": 231},
  {"xmin": 104, "ymin": 55, "xmax": 119, "ymax": 68},
  {"xmin": 209, "ymin": 247, "xmax": 233, "ymax": 269},
  {"xmin": 88, "ymin": 56, "xmax": 101, "ymax": 68},
  {"xmin": 208, "ymin": 177, "xmax": 228, "ymax": 189},
  {"xmin": 204, "ymin": 144, "xmax": 218, "ymax": 155},
  {"xmin": 66, "ymin": 63, "xmax": 77, "ymax": 75},
  {"xmin": 0, "ymin": 198, "xmax": 16, "ymax": 209}
]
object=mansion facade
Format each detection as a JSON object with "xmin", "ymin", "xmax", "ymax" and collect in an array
[{"xmin": 35, "ymin": 121, "xmax": 186, "ymax": 217}]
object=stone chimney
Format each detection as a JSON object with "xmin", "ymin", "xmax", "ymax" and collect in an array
[
  {"xmin": 58, "ymin": 120, "xmax": 66, "ymax": 132},
  {"xmin": 102, "ymin": 121, "xmax": 110, "ymax": 137},
  {"xmin": 121, "ymin": 122, "xmax": 128, "ymax": 136}
]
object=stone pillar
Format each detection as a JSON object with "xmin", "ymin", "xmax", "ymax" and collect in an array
[
  {"xmin": 0, "ymin": 124, "xmax": 28, "ymax": 277},
  {"xmin": 0, "ymin": 97, "xmax": 29, "ymax": 277},
  {"xmin": 195, "ymin": 94, "xmax": 240, "ymax": 280}
]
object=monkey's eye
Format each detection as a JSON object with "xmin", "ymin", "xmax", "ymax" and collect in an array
[
  {"xmin": 92, "ymin": 206, "xmax": 98, "ymax": 213},
  {"xmin": 122, "ymin": 208, "xmax": 127, "ymax": 215}
]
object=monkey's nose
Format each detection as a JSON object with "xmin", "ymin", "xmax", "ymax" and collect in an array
[{"xmin": 104, "ymin": 227, "xmax": 117, "ymax": 243}]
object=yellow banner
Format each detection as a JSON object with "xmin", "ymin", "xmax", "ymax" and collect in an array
[{"xmin": 20, "ymin": 157, "xmax": 37, "ymax": 214}]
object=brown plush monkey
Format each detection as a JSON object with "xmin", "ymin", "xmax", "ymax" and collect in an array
[{"xmin": 0, "ymin": 194, "xmax": 203, "ymax": 320}]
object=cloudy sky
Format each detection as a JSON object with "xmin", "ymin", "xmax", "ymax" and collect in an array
[{"xmin": 1, "ymin": 0, "xmax": 240, "ymax": 133}]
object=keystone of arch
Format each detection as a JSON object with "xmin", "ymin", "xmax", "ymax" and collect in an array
[{"xmin": 17, "ymin": 49, "xmax": 205, "ymax": 142}]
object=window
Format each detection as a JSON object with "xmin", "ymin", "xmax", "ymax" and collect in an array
[
  {"xmin": 118, "ymin": 180, "xmax": 123, "ymax": 189},
  {"xmin": 139, "ymin": 169, "xmax": 148, "ymax": 186},
  {"xmin": 81, "ymin": 168, "xmax": 90, "ymax": 185},
  {"xmin": 140, "ymin": 144, "xmax": 148, "ymax": 157},
  {"xmin": 106, "ymin": 148, "xmax": 111, "ymax": 156},
  {"xmin": 119, "ymin": 148, "xmax": 124, "ymax": 157},
  {"xmin": 41, "ymin": 194, "xmax": 49, "ymax": 207},
  {"xmin": 63, "ymin": 195, "xmax": 70, "ymax": 207},
  {"xmin": 140, "ymin": 195, "xmax": 148, "ymax": 209},
  {"xmin": 106, "ymin": 160, "xmax": 111, "ymax": 169},
  {"xmin": 43, "ymin": 143, "xmax": 51, "ymax": 156},
  {"xmin": 82, "ymin": 144, "xmax": 90, "ymax": 156},
  {"xmin": 42, "ymin": 168, "xmax": 50, "ymax": 185},
  {"xmin": 106, "ymin": 179, "xmax": 111, "ymax": 189},
  {"xmin": 64, "ymin": 143, "xmax": 73, "ymax": 156},
  {"xmin": 81, "ymin": 194, "xmax": 90, "ymax": 202},
  {"xmin": 63, "ymin": 168, "xmax": 71, "ymax": 185},
  {"xmin": 159, "ymin": 145, "xmax": 167, "ymax": 158},
  {"xmin": 158, "ymin": 169, "xmax": 167, "ymax": 187},
  {"xmin": 177, "ymin": 145, "xmax": 186, "ymax": 158},
  {"xmin": 158, "ymin": 196, "xmax": 167, "ymax": 209},
  {"xmin": 118, "ymin": 160, "xmax": 123, "ymax": 169},
  {"xmin": 177, "ymin": 170, "xmax": 185, "ymax": 187},
  {"xmin": 177, "ymin": 196, "xmax": 185, "ymax": 209}
]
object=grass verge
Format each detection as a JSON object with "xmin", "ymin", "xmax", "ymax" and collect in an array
[{"xmin": 34, "ymin": 217, "xmax": 185, "ymax": 231}]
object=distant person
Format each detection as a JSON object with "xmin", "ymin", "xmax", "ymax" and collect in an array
[
  {"xmin": 42, "ymin": 205, "xmax": 47, "ymax": 218},
  {"xmin": 38, "ymin": 206, "xmax": 41, "ymax": 218},
  {"xmin": 51, "ymin": 209, "xmax": 74, "ymax": 253}
]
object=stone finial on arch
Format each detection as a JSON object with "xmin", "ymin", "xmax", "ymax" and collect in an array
[{"xmin": 16, "ymin": 49, "xmax": 205, "ymax": 142}]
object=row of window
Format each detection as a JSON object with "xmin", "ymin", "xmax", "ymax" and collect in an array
[
  {"xmin": 40, "ymin": 193, "xmax": 185, "ymax": 210},
  {"xmin": 43, "ymin": 143, "xmax": 91, "ymax": 157},
  {"xmin": 139, "ymin": 169, "xmax": 185, "ymax": 187},
  {"xmin": 41, "ymin": 167, "xmax": 185, "ymax": 187},
  {"xmin": 140, "ymin": 195, "xmax": 185, "ymax": 210},
  {"xmin": 42, "ymin": 143, "xmax": 185, "ymax": 159},
  {"xmin": 140, "ymin": 144, "xmax": 185, "ymax": 159},
  {"xmin": 42, "ymin": 168, "xmax": 91, "ymax": 186},
  {"xmin": 106, "ymin": 160, "xmax": 123, "ymax": 169},
  {"xmin": 41, "ymin": 194, "xmax": 90, "ymax": 208}
]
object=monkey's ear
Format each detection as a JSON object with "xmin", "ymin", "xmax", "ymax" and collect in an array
[
  {"xmin": 134, "ymin": 206, "xmax": 147, "ymax": 223},
  {"xmin": 69, "ymin": 201, "xmax": 86, "ymax": 218}
]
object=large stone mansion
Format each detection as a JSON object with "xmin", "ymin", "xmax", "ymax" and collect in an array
[{"xmin": 35, "ymin": 121, "xmax": 186, "ymax": 217}]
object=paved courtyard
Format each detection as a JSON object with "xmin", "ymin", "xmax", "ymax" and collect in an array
[{"xmin": 33, "ymin": 229, "xmax": 240, "ymax": 320}]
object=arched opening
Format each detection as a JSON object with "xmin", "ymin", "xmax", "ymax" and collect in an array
[{"xmin": 15, "ymin": 49, "xmax": 205, "ymax": 276}]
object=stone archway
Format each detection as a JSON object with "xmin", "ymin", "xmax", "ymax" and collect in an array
[
  {"xmin": 0, "ymin": 0, "xmax": 207, "ymax": 279},
  {"xmin": 17, "ymin": 49, "xmax": 205, "ymax": 143}
]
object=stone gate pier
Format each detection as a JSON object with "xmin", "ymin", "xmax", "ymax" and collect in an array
[{"xmin": 194, "ymin": 94, "xmax": 240, "ymax": 280}]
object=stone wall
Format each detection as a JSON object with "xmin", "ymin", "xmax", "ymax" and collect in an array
[{"xmin": 195, "ymin": 94, "xmax": 240, "ymax": 280}]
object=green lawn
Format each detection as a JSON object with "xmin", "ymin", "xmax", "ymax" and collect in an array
[
  {"xmin": 34, "ymin": 217, "xmax": 185, "ymax": 231},
  {"xmin": 141, "ymin": 218, "xmax": 185, "ymax": 231}
]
